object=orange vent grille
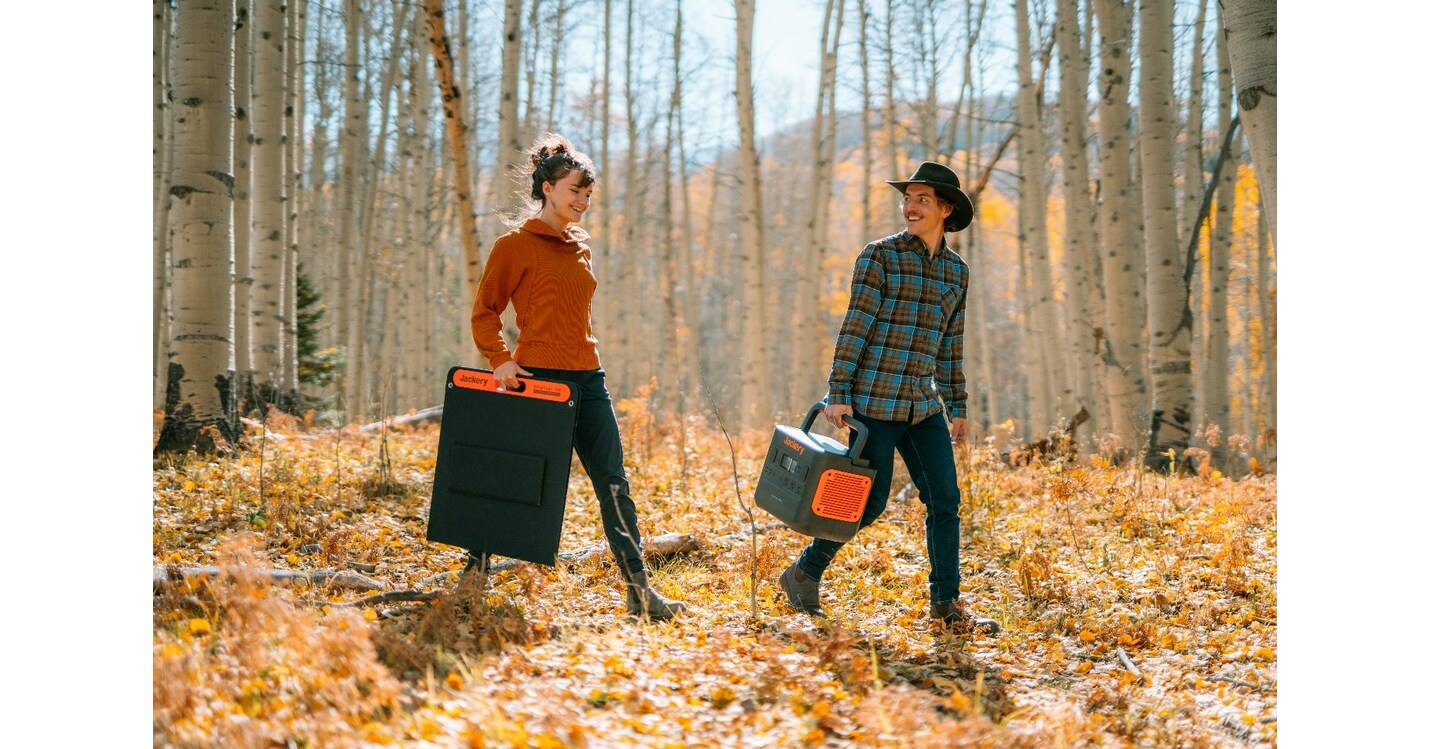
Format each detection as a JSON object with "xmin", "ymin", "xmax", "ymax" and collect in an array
[{"xmin": 811, "ymin": 470, "xmax": 872, "ymax": 522}]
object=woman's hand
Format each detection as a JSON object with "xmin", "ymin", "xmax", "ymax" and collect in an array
[{"xmin": 493, "ymin": 360, "xmax": 533, "ymax": 389}]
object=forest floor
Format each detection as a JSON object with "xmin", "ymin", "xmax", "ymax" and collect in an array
[{"xmin": 153, "ymin": 406, "xmax": 1276, "ymax": 748}]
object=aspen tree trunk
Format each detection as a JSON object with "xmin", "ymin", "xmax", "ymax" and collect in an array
[
  {"xmin": 1092, "ymin": 0, "xmax": 1146, "ymax": 454},
  {"xmin": 1055, "ymin": 0, "xmax": 1099, "ymax": 444},
  {"xmin": 735, "ymin": 0, "xmax": 769, "ymax": 428},
  {"xmin": 302, "ymin": 12, "xmax": 333, "ymax": 385},
  {"xmin": 883, "ymin": 0, "xmax": 899, "ymax": 178},
  {"xmin": 798, "ymin": 0, "xmax": 845, "ymax": 412},
  {"xmin": 338, "ymin": 0, "xmax": 367, "ymax": 420},
  {"xmin": 1256, "ymin": 207, "xmax": 1275, "ymax": 460},
  {"xmin": 1014, "ymin": 0, "xmax": 1062, "ymax": 437},
  {"xmin": 673, "ymin": 19, "xmax": 702, "ymax": 427},
  {"xmin": 1185, "ymin": 0, "xmax": 1208, "ymax": 431},
  {"xmin": 522, "ymin": 0, "xmax": 542, "ymax": 142},
  {"xmin": 283, "ymin": 0, "xmax": 306, "ymax": 398},
  {"xmin": 1202, "ymin": 20, "xmax": 1235, "ymax": 463},
  {"xmin": 1138, "ymin": 0, "xmax": 1192, "ymax": 469},
  {"xmin": 545, "ymin": 0, "xmax": 567, "ymax": 132},
  {"xmin": 1205, "ymin": 137, "xmax": 1235, "ymax": 464},
  {"xmin": 233, "ymin": 2, "xmax": 253, "ymax": 397},
  {"xmin": 962, "ymin": 1, "xmax": 996, "ymax": 433},
  {"xmin": 249, "ymin": 0, "xmax": 288, "ymax": 406},
  {"xmin": 1220, "ymin": 0, "xmax": 1275, "ymax": 244},
  {"xmin": 593, "ymin": 0, "xmax": 612, "ymax": 358},
  {"xmin": 157, "ymin": 0, "xmax": 239, "ymax": 455},
  {"xmin": 426, "ymin": 0, "xmax": 484, "ymax": 302},
  {"xmin": 155, "ymin": 0, "xmax": 174, "ymax": 409},
  {"xmin": 351, "ymin": 2, "xmax": 410, "ymax": 421},
  {"xmin": 614, "ymin": 0, "xmax": 641, "ymax": 398},
  {"xmin": 493, "ymin": 0, "xmax": 524, "ymax": 218},
  {"xmin": 916, "ymin": 0, "xmax": 940, "ymax": 157},
  {"xmin": 660, "ymin": 5, "xmax": 687, "ymax": 422},
  {"xmin": 409, "ymin": 28, "xmax": 438, "ymax": 405},
  {"xmin": 858, "ymin": 0, "xmax": 873, "ymax": 243}
]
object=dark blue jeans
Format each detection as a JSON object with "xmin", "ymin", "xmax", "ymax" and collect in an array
[
  {"xmin": 525, "ymin": 367, "xmax": 646, "ymax": 582},
  {"xmin": 794, "ymin": 409, "xmax": 964, "ymax": 604}
]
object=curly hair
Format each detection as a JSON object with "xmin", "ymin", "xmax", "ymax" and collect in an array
[{"xmin": 510, "ymin": 133, "xmax": 597, "ymax": 221}]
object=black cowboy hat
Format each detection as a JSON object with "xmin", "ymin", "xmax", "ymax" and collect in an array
[{"xmin": 887, "ymin": 161, "xmax": 975, "ymax": 233}]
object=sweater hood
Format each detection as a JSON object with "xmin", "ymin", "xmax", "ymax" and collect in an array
[{"xmin": 519, "ymin": 218, "xmax": 590, "ymax": 249}]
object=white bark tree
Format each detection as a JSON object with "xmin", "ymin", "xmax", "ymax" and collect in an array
[
  {"xmin": 154, "ymin": 0, "xmax": 174, "ymax": 408},
  {"xmin": 1093, "ymin": 0, "xmax": 1146, "ymax": 453},
  {"xmin": 1219, "ymin": 0, "xmax": 1275, "ymax": 244},
  {"xmin": 1139, "ymin": 0, "xmax": 1192, "ymax": 469},
  {"xmin": 1055, "ymin": 0, "xmax": 1098, "ymax": 442},
  {"xmin": 734, "ymin": 0, "xmax": 769, "ymax": 428},
  {"xmin": 156, "ymin": 0, "xmax": 238, "ymax": 454},
  {"xmin": 249, "ymin": 0, "xmax": 288, "ymax": 403},
  {"xmin": 1014, "ymin": 0, "xmax": 1062, "ymax": 437},
  {"xmin": 797, "ymin": 0, "xmax": 845, "ymax": 412}
]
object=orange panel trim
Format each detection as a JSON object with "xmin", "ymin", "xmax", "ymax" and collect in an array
[{"xmin": 451, "ymin": 368, "xmax": 572, "ymax": 402}]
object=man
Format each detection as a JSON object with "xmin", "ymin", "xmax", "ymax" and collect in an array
[{"xmin": 777, "ymin": 161, "xmax": 999, "ymax": 634}]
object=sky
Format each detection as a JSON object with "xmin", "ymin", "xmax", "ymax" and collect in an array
[{"xmin": 3, "ymin": 3, "xmax": 1427, "ymax": 744}]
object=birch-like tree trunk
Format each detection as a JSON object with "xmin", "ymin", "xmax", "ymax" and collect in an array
[
  {"xmin": 1185, "ymin": 0, "xmax": 1209, "ymax": 431},
  {"xmin": 1138, "ymin": 0, "xmax": 1192, "ymax": 469},
  {"xmin": 493, "ymin": 0, "xmax": 524, "ymax": 218},
  {"xmin": 612, "ymin": 0, "xmax": 645, "ymax": 398},
  {"xmin": 1220, "ymin": 0, "xmax": 1275, "ymax": 244},
  {"xmin": 1014, "ymin": 0, "xmax": 1062, "ymax": 437},
  {"xmin": 156, "ymin": 0, "xmax": 238, "ymax": 454},
  {"xmin": 425, "ymin": 0, "xmax": 484, "ymax": 303},
  {"xmin": 1093, "ymin": 0, "xmax": 1146, "ymax": 453},
  {"xmin": 1205, "ymin": 137, "xmax": 1235, "ymax": 463},
  {"xmin": 1202, "ymin": 19, "xmax": 1235, "ymax": 462},
  {"xmin": 233, "ymin": 2, "xmax": 253, "ymax": 392},
  {"xmin": 338, "ymin": 0, "xmax": 367, "ymax": 419},
  {"xmin": 858, "ymin": 1, "xmax": 872, "ymax": 243},
  {"xmin": 1256, "ymin": 207, "xmax": 1275, "ymax": 462},
  {"xmin": 249, "ymin": 0, "xmax": 288, "ymax": 405},
  {"xmin": 797, "ymin": 0, "xmax": 845, "ymax": 412},
  {"xmin": 883, "ymin": 0, "xmax": 899, "ymax": 178},
  {"xmin": 1055, "ymin": 0, "xmax": 1098, "ymax": 443},
  {"xmin": 735, "ymin": 0, "xmax": 769, "ymax": 427},
  {"xmin": 659, "ymin": 3, "xmax": 688, "ymax": 422},
  {"xmin": 283, "ymin": 0, "xmax": 306, "ymax": 397},
  {"xmin": 155, "ymin": 0, "xmax": 174, "ymax": 408},
  {"xmin": 593, "ymin": 0, "xmax": 613, "ymax": 359}
]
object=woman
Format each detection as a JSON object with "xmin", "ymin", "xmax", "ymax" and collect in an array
[{"xmin": 468, "ymin": 133, "xmax": 686, "ymax": 621}]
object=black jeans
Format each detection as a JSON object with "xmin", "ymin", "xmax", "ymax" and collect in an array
[
  {"xmin": 524, "ymin": 367, "xmax": 646, "ymax": 582},
  {"xmin": 794, "ymin": 409, "xmax": 963, "ymax": 604}
]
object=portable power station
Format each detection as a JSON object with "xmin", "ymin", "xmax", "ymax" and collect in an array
[{"xmin": 754, "ymin": 401, "xmax": 877, "ymax": 542}]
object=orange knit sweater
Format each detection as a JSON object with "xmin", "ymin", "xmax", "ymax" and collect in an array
[{"xmin": 470, "ymin": 218, "xmax": 602, "ymax": 370}]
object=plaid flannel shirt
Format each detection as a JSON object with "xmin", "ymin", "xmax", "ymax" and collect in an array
[{"xmin": 826, "ymin": 231, "xmax": 969, "ymax": 423}]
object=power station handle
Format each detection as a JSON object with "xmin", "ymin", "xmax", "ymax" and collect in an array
[{"xmin": 799, "ymin": 401, "xmax": 870, "ymax": 464}]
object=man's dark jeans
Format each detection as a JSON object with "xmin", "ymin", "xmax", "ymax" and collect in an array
[
  {"xmin": 794, "ymin": 409, "xmax": 963, "ymax": 604},
  {"xmin": 518, "ymin": 367, "xmax": 647, "ymax": 581}
]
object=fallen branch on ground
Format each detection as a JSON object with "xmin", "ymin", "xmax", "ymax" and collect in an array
[
  {"xmin": 359, "ymin": 405, "xmax": 443, "ymax": 432},
  {"xmin": 417, "ymin": 532, "xmax": 700, "ymax": 588},
  {"xmin": 153, "ymin": 565, "xmax": 386, "ymax": 592}
]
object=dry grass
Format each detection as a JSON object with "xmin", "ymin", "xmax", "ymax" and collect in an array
[{"xmin": 154, "ymin": 406, "xmax": 1276, "ymax": 747}]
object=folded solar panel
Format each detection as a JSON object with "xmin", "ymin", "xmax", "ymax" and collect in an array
[{"xmin": 426, "ymin": 366, "xmax": 580, "ymax": 566}]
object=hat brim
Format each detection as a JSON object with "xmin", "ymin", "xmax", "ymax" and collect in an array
[{"xmin": 887, "ymin": 180, "xmax": 975, "ymax": 233}]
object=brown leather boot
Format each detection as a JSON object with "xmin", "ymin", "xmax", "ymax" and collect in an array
[
  {"xmin": 625, "ymin": 572, "xmax": 687, "ymax": 621},
  {"xmin": 778, "ymin": 563, "xmax": 826, "ymax": 617},
  {"xmin": 931, "ymin": 600, "xmax": 1000, "ymax": 635}
]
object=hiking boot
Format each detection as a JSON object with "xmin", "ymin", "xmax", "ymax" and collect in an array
[
  {"xmin": 931, "ymin": 600, "xmax": 1000, "ymax": 635},
  {"xmin": 625, "ymin": 572, "xmax": 687, "ymax": 621},
  {"xmin": 778, "ymin": 563, "xmax": 826, "ymax": 617}
]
